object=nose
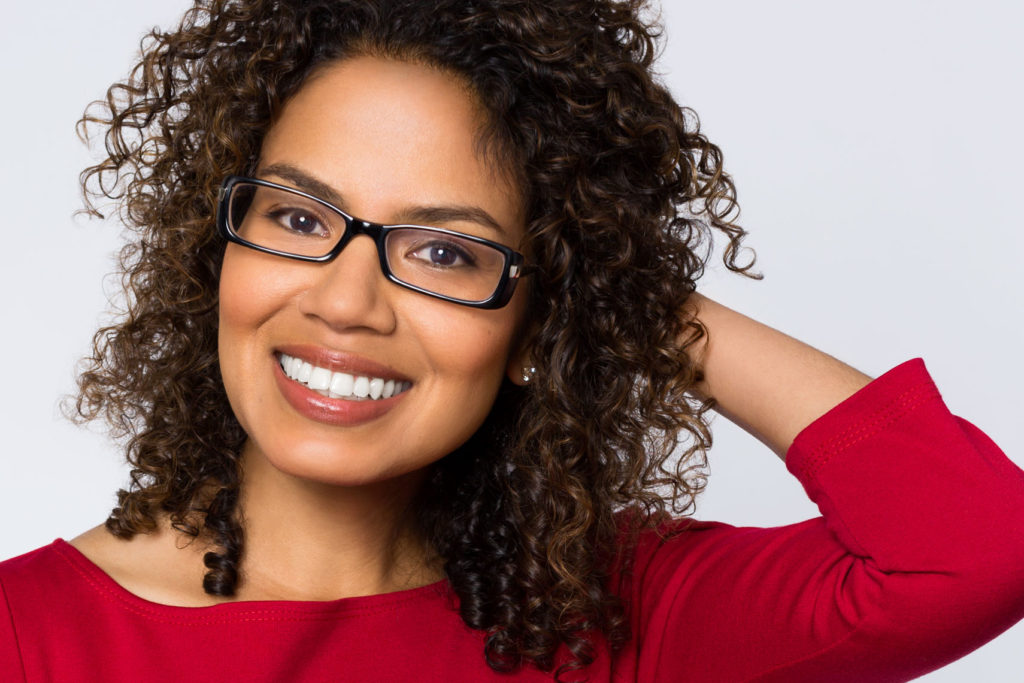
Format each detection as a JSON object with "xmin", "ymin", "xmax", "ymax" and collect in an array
[{"xmin": 296, "ymin": 234, "xmax": 397, "ymax": 334}]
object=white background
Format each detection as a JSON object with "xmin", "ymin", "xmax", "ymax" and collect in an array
[{"xmin": 1, "ymin": 1, "xmax": 1021, "ymax": 679}]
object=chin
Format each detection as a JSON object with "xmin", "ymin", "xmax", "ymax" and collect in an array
[{"xmin": 247, "ymin": 435, "xmax": 429, "ymax": 489}]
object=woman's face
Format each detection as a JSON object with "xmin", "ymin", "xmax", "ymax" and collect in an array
[{"xmin": 218, "ymin": 56, "xmax": 530, "ymax": 487}]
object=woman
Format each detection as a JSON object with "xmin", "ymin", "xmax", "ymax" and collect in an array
[{"xmin": 2, "ymin": 0, "xmax": 1022, "ymax": 681}]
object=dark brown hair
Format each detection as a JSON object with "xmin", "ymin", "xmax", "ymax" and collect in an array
[{"xmin": 73, "ymin": 0, "xmax": 761, "ymax": 679}]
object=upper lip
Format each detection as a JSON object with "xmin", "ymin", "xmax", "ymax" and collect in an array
[{"xmin": 275, "ymin": 344, "xmax": 413, "ymax": 383}]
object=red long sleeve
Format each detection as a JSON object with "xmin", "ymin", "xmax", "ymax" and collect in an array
[
  {"xmin": 623, "ymin": 357, "xmax": 1024, "ymax": 680},
  {"xmin": 2, "ymin": 358, "xmax": 1022, "ymax": 681}
]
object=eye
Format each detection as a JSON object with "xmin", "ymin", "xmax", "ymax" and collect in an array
[
  {"xmin": 407, "ymin": 241, "xmax": 478, "ymax": 268},
  {"xmin": 266, "ymin": 207, "xmax": 329, "ymax": 237}
]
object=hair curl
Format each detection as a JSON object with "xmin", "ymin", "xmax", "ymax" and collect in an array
[{"xmin": 72, "ymin": 0, "xmax": 761, "ymax": 680}]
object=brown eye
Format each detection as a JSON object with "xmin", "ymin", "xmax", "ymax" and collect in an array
[
  {"xmin": 407, "ymin": 241, "xmax": 477, "ymax": 269},
  {"xmin": 271, "ymin": 209, "xmax": 326, "ymax": 236}
]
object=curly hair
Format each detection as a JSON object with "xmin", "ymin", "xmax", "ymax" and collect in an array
[{"xmin": 72, "ymin": 0, "xmax": 761, "ymax": 679}]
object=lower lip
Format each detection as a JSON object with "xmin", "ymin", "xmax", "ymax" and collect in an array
[{"xmin": 273, "ymin": 359, "xmax": 408, "ymax": 427}]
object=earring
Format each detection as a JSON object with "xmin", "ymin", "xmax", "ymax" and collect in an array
[{"xmin": 521, "ymin": 366, "xmax": 536, "ymax": 383}]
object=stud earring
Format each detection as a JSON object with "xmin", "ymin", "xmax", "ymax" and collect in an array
[{"xmin": 521, "ymin": 366, "xmax": 537, "ymax": 383}]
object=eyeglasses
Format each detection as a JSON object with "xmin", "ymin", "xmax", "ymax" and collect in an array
[{"xmin": 216, "ymin": 176, "xmax": 528, "ymax": 309}]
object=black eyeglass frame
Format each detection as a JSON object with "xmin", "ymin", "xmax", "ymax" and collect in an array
[{"xmin": 216, "ymin": 175, "xmax": 528, "ymax": 309}]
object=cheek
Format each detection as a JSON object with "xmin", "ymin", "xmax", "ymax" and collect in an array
[
  {"xmin": 217, "ymin": 248, "xmax": 296, "ymax": 400},
  {"xmin": 218, "ymin": 252, "xmax": 246, "ymax": 332},
  {"xmin": 219, "ymin": 246, "xmax": 302, "ymax": 334},
  {"xmin": 415, "ymin": 322, "xmax": 511, "ymax": 454},
  {"xmin": 396, "ymin": 301, "xmax": 522, "ymax": 449},
  {"xmin": 415, "ymin": 307, "xmax": 517, "ymax": 383},
  {"xmin": 217, "ymin": 250, "xmax": 258, "ymax": 424},
  {"xmin": 219, "ymin": 249, "xmax": 261, "ymax": 352}
]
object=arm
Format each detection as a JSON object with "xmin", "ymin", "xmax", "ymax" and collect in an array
[
  {"xmin": 684, "ymin": 292, "xmax": 874, "ymax": 460},
  {"xmin": 624, "ymin": 292, "xmax": 1024, "ymax": 680}
]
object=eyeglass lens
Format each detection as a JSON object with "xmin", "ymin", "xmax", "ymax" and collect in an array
[{"xmin": 227, "ymin": 182, "xmax": 510, "ymax": 303}]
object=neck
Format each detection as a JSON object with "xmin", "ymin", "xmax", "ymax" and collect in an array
[{"xmin": 233, "ymin": 440, "xmax": 444, "ymax": 601}]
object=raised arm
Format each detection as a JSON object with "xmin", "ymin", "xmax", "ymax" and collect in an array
[
  {"xmin": 620, "ymin": 291, "xmax": 1024, "ymax": 680},
  {"xmin": 684, "ymin": 291, "xmax": 874, "ymax": 460}
]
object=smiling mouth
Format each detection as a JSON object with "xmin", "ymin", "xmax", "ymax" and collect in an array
[{"xmin": 278, "ymin": 353, "xmax": 412, "ymax": 401}]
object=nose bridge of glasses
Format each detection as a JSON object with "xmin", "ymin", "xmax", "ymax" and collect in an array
[{"xmin": 326, "ymin": 214, "xmax": 386, "ymax": 260}]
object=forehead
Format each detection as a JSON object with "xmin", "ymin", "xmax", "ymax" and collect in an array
[{"xmin": 258, "ymin": 56, "xmax": 525, "ymax": 240}]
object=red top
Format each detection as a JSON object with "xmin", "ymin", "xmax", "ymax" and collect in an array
[{"xmin": 2, "ymin": 358, "xmax": 1023, "ymax": 682}]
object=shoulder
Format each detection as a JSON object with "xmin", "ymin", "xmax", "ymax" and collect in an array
[
  {"xmin": 66, "ymin": 522, "xmax": 216, "ymax": 607},
  {"xmin": 614, "ymin": 506, "xmax": 734, "ymax": 547},
  {"xmin": 611, "ymin": 507, "xmax": 742, "ymax": 580},
  {"xmin": 0, "ymin": 541, "xmax": 74, "ymax": 593},
  {"xmin": 0, "ymin": 539, "xmax": 113, "ymax": 622},
  {"xmin": 0, "ymin": 525, "xmax": 188, "ymax": 603},
  {"xmin": 0, "ymin": 540, "xmax": 81, "ymax": 680}
]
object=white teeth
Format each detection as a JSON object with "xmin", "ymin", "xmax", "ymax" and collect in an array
[
  {"xmin": 308, "ymin": 367, "xmax": 332, "ymax": 391},
  {"xmin": 329, "ymin": 372, "xmax": 354, "ymax": 398},
  {"xmin": 368, "ymin": 378, "xmax": 384, "ymax": 399},
  {"xmin": 279, "ymin": 353, "xmax": 409, "ymax": 401}
]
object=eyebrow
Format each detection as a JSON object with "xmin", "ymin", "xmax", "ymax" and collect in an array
[{"xmin": 257, "ymin": 162, "xmax": 510, "ymax": 239}]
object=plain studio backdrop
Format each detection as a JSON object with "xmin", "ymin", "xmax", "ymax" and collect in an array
[{"xmin": 1, "ymin": 1, "xmax": 1021, "ymax": 680}]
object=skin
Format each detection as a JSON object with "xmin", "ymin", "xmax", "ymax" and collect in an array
[
  {"xmin": 73, "ymin": 56, "xmax": 533, "ymax": 605},
  {"xmin": 684, "ymin": 292, "xmax": 873, "ymax": 461}
]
